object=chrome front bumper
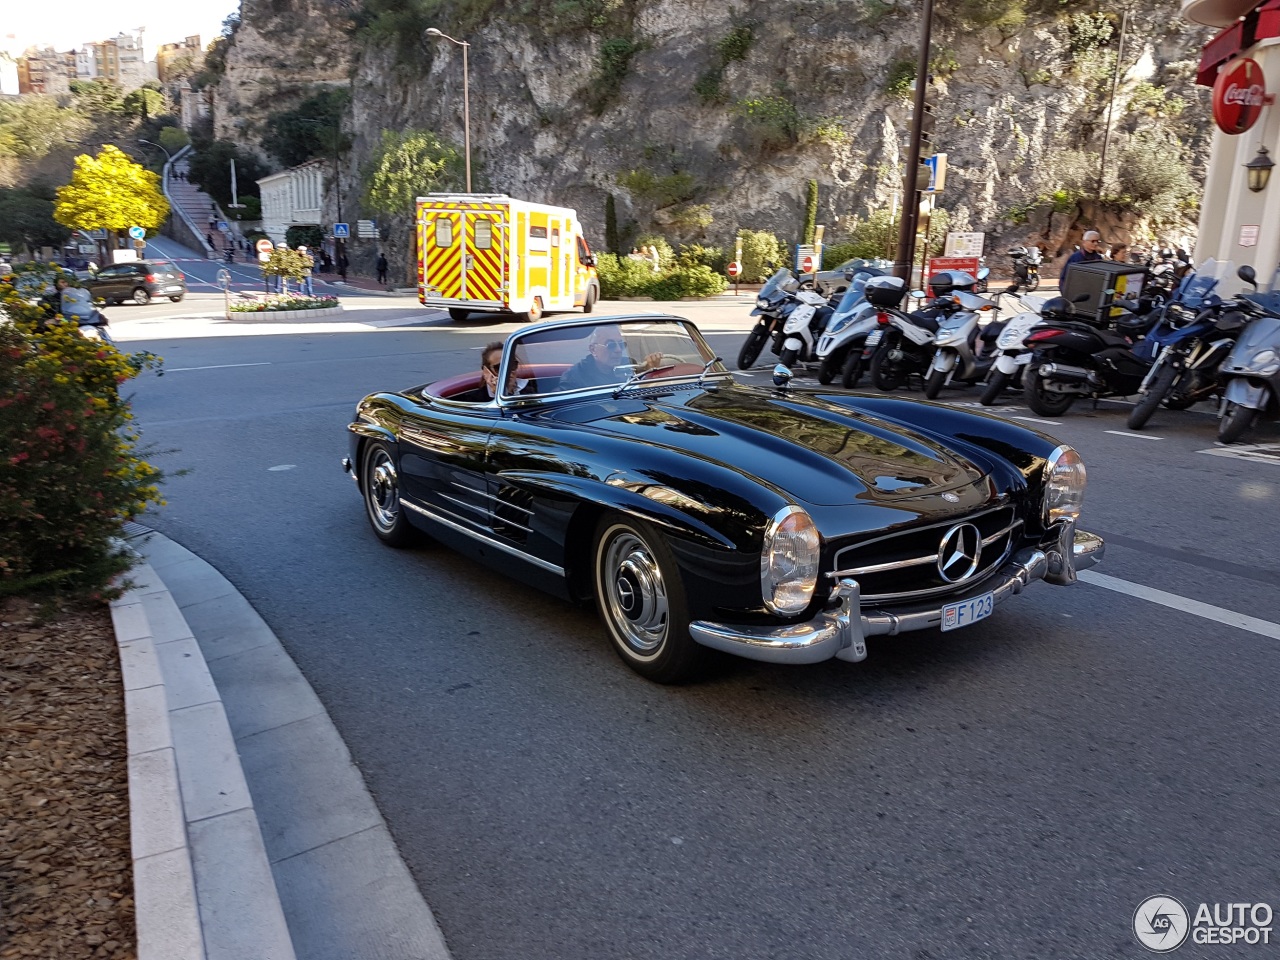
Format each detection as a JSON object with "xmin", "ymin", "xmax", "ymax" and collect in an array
[{"xmin": 689, "ymin": 523, "xmax": 1104, "ymax": 666}]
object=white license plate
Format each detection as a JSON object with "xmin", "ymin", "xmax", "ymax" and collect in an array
[
  {"xmin": 865, "ymin": 329, "xmax": 882, "ymax": 346},
  {"xmin": 164, "ymin": 285, "xmax": 183, "ymax": 291},
  {"xmin": 941, "ymin": 592, "xmax": 993, "ymax": 631}
]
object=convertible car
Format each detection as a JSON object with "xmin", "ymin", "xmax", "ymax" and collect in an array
[{"xmin": 343, "ymin": 314, "xmax": 1103, "ymax": 682}]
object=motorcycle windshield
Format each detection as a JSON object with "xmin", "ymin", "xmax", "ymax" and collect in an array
[
  {"xmin": 1175, "ymin": 258, "xmax": 1233, "ymax": 309},
  {"xmin": 757, "ymin": 268, "xmax": 793, "ymax": 302}
]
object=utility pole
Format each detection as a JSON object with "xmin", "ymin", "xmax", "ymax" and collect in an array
[
  {"xmin": 1097, "ymin": 7, "xmax": 1129, "ymax": 204},
  {"xmin": 894, "ymin": 0, "xmax": 935, "ymax": 283}
]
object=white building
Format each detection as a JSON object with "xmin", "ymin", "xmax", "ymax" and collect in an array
[
  {"xmin": 257, "ymin": 160, "xmax": 326, "ymax": 245},
  {"xmin": 1183, "ymin": 0, "xmax": 1280, "ymax": 283}
]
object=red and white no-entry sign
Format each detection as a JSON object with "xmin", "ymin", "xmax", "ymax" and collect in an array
[
  {"xmin": 726, "ymin": 261, "xmax": 742, "ymax": 278},
  {"xmin": 800, "ymin": 254, "xmax": 815, "ymax": 273},
  {"xmin": 256, "ymin": 238, "xmax": 274, "ymax": 253}
]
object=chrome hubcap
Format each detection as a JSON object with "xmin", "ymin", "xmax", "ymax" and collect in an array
[
  {"xmin": 602, "ymin": 532, "xmax": 668, "ymax": 654},
  {"xmin": 367, "ymin": 452, "xmax": 399, "ymax": 529}
]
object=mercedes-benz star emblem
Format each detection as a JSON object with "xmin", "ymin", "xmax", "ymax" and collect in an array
[
  {"xmin": 942, "ymin": 491, "xmax": 960, "ymax": 503},
  {"xmin": 937, "ymin": 523, "xmax": 982, "ymax": 582},
  {"xmin": 616, "ymin": 576, "xmax": 636, "ymax": 614}
]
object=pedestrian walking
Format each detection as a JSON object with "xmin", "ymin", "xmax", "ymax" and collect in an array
[
  {"xmin": 298, "ymin": 246, "xmax": 315, "ymax": 296},
  {"xmin": 376, "ymin": 253, "xmax": 388, "ymax": 285}
]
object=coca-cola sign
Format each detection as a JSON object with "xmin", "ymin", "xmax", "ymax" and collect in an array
[{"xmin": 1213, "ymin": 57, "xmax": 1268, "ymax": 134}]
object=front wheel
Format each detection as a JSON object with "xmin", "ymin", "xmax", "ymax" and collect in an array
[
  {"xmin": 448, "ymin": 308, "xmax": 471, "ymax": 321},
  {"xmin": 1128, "ymin": 363, "xmax": 1179, "ymax": 430},
  {"xmin": 817, "ymin": 350, "xmax": 842, "ymax": 385},
  {"xmin": 779, "ymin": 346, "xmax": 798, "ymax": 369},
  {"xmin": 737, "ymin": 325, "xmax": 769, "ymax": 370},
  {"xmin": 979, "ymin": 370, "xmax": 1009, "ymax": 406},
  {"xmin": 522, "ymin": 297, "xmax": 544, "ymax": 323},
  {"xmin": 869, "ymin": 338, "xmax": 906, "ymax": 392},
  {"xmin": 841, "ymin": 348, "xmax": 865, "ymax": 389},
  {"xmin": 1026, "ymin": 272, "xmax": 1041, "ymax": 293},
  {"xmin": 1218, "ymin": 401, "xmax": 1259, "ymax": 444},
  {"xmin": 132, "ymin": 288, "xmax": 151, "ymax": 305},
  {"xmin": 169, "ymin": 295, "xmax": 184, "ymax": 303},
  {"xmin": 361, "ymin": 441, "xmax": 418, "ymax": 548},
  {"xmin": 923, "ymin": 365, "xmax": 947, "ymax": 399},
  {"xmin": 1023, "ymin": 364, "xmax": 1075, "ymax": 416},
  {"xmin": 593, "ymin": 515, "xmax": 703, "ymax": 683}
]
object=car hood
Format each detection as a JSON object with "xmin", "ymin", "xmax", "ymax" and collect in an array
[{"xmin": 553, "ymin": 386, "xmax": 992, "ymax": 507}]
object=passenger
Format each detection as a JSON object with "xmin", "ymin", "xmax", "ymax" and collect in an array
[
  {"xmin": 558, "ymin": 325, "xmax": 664, "ymax": 391},
  {"xmin": 452, "ymin": 341, "xmax": 537, "ymax": 403}
]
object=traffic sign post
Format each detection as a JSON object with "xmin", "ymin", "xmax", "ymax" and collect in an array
[
  {"xmin": 795, "ymin": 244, "xmax": 817, "ymax": 276},
  {"xmin": 128, "ymin": 226, "xmax": 146, "ymax": 241},
  {"xmin": 333, "ymin": 223, "xmax": 350, "ymax": 239},
  {"xmin": 727, "ymin": 260, "xmax": 742, "ymax": 295},
  {"xmin": 217, "ymin": 268, "xmax": 232, "ymax": 319}
]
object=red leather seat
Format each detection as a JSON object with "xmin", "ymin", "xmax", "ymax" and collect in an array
[{"xmin": 426, "ymin": 363, "xmax": 571, "ymax": 399}]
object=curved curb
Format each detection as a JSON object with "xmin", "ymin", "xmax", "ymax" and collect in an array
[
  {"xmin": 111, "ymin": 544, "xmax": 295, "ymax": 960},
  {"xmin": 229, "ymin": 305, "xmax": 343, "ymax": 321},
  {"xmin": 114, "ymin": 524, "xmax": 453, "ymax": 960}
]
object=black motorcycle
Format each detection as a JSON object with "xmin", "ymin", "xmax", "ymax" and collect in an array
[{"xmin": 1007, "ymin": 246, "xmax": 1043, "ymax": 292}]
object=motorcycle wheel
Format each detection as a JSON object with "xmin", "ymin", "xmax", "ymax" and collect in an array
[
  {"xmin": 1127, "ymin": 363, "xmax": 1179, "ymax": 430},
  {"xmin": 1218, "ymin": 402, "xmax": 1258, "ymax": 444},
  {"xmin": 1026, "ymin": 274, "xmax": 1040, "ymax": 293},
  {"xmin": 1023, "ymin": 364, "xmax": 1075, "ymax": 416},
  {"xmin": 979, "ymin": 370, "xmax": 1008, "ymax": 406},
  {"xmin": 817, "ymin": 351, "xmax": 842, "ymax": 385},
  {"xmin": 841, "ymin": 349, "xmax": 865, "ymax": 389},
  {"xmin": 1163, "ymin": 370, "xmax": 1198, "ymax": 411},
  {"xmin": 923, "ymin": 367, "xmax": 946, "ymax": 399},
  {"xmin": 737, "ymin": 325, "xmax": 769, "ymax": 370},
  {"xmin": 779, "ymin": 346, "xmax": 799, "ymax": 369},
  {"xmin": 869, "ymin": 339, "xmax": 906, "ymax": 392}
]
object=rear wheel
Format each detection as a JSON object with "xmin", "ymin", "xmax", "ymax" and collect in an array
[
  {"xmin": 132, "ymin": 288, "xmax": 151, "ymax": 305},
  {"xmin": 582, "ymin": 286, "xmax": 597, "ymax": 314},
  {"xmin": 841, "ymin": 349, "xmax": 865, "ymax": 389},
  {"xmin": 361, "ymin": 442, "xmax": 418, "ymax": 548},
  {"xmin": 1026, "ymin": 273, "xmax": 1041, "ymax": 292},
  {"xmin": 737, "ymin": 325, "xmax": 768, "ymax": 370},
  {"xmin": 448, "ymin": 308, "xmax": 471, "ymax": 321},
  {"xmin": 1023, "ymin": 364, "xmax": 1075, "ymax": 416},
  {"xmin": 523, "ymin": 297, "xmax": 544, "ymax": 323},
  {"xmin": 979, "ymin": 370, "xmax": 1009, "ymax": 406},
  {"xmin": 869, "ymin": 338, "xmax": 906, "ymax": 392},
  {"xmin": 169, "ymin": 294, "xmax": 184, "ymax": 303},
  {"xmin": 593, "ymin": 515, "xmax": 703, "ymax": 683},
  {"xmin": 1218, "ymin": 401, "xmax": 1259, "ymax": 444},
  {"xmin": 1128, "ymin": 363, "xmax": 1179, "ymax": 430}
]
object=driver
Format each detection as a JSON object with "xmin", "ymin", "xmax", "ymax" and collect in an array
[{"xmin": 558, "ymin": 325, "xmax": 663, "ymax": 391}]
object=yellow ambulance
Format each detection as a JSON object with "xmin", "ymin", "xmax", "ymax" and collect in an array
[{"xmin": 417, "ymin": 194, "xmax": 601, "ymax": 322}]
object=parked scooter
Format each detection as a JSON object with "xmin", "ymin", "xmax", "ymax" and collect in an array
[
  {"xmin": 778, "ymin": 285, "xmax": 838, "ymax": 370},
  {"xmin": 1008, "ymin": 246, "xmax": 1043, "ymax": 291},
  {"xmin": 923, "ymin": 286, "xmax": 1016, "ymax": 399},
  {"xmin": 1126, "ymin": 259, "xmax": 1237, "ymax": 430},
  {"xmin": 738, "ymin": 267, "xmax": 803, "ymax": 369},
  {"xmin": 1218, "ymin": 264, "xmax": 1280, "ymax": 443},
  {"xmin": 40, "ymin": 284, "xmax": 115, "ymax": 344},
  {"xmin": 978, "ymin": 291, "xmax": 1051, "ymax": 405},
  {"xmin": 814, "ymin": 269, "xmax": 885, "ymax": 386}
]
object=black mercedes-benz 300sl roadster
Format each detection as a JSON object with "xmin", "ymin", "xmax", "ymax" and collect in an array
[{"xmin": 343, "ymin": 315, "xmax": 1103, "ymax": 682}]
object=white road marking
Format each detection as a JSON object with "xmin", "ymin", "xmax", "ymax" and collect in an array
[
  {"xmin": 1011, "ymin": 415, "xmax": 1062, "ymax": 426},
  {"xmin": 1199, "ymin": 443, "xmax": 1280, "ymax": 465},
  {"xmin": 1105, "ymin": 430, "xmax": 1164, "ymax": 440},
  {"xmin": 165, "ymin": 362, "xmax": 273, "ymax": 372},
  {"xmin": 1078, "ymin": 570, "xmax": 1280, "ymax": 641},
  {"xmin": 268, "ymin": 464, "xmax": 297, "ymax": 471}
]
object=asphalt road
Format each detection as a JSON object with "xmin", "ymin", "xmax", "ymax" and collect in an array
[{"xmin": 119, "ymin": 297, "xmax": 1280, "ymax": 960}]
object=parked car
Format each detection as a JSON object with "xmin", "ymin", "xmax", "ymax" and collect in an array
[
  {"xmin": 85, "ymin": 260, "xmax": 186, "ymax": 304},
  {"xmin": 344, "ymin": 314, "xmax": 1103, "ymax": 683}
]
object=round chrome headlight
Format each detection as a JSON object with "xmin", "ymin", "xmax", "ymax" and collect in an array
[
  {"xmin": 1043, "ymin": 445, "xmax": 1087, "ymax": 523},
  {"xmin": 760, "ymin": 505, "xmax": 820, "ymax": 615}
]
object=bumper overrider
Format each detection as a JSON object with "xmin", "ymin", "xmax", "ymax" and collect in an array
[{"xmin": 689, "ymin": 520, "xmax": 1103, "ymax": 665}]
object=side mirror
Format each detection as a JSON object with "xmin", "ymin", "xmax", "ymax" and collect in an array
[
  {"xmin": 910, "ymin": 289, "xmax": 926, "ymax": 299},
  {"xmin": 583, "ymin": 255, "xmax": 597, "ymax": 267},
  {"xmin": 1238, "ymin": 264, "xmax": 1257, "ymax": 289},
  {"xmin": 772, "ymin": 364, "xmax": 793, "ymax": 388}
]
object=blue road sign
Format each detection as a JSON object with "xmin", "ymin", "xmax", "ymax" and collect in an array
[
  {"xmin": 217, "ymin": 221, "xmax": 229, "ymax": 232},
  {"xmin": 128, "ymin": 226, "xmax": 146, "ymax": 240},
  {"xmin": 333, "ymin": 222, "xmax": 350, "ymax": 238}
]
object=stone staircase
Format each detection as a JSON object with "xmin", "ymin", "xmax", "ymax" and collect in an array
[{"xmin": 167, "ymin": 158, "xmax": 244, "ymax": 259}]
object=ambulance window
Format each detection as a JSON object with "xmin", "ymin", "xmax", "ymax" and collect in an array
[
  {"xmin": 474, "ymin": 218, "xmax": 493, "ymax": 249},
  {"xmin": 577, "ymin": 237, "xmax": 590, "ymax": 260},
  {"xmin": 434, "ymin": 219, "xmax": 454, "ymax": 247},
  {"xmin": 529, "ymin": 226, "xmax": 548, "ymax": 239},
  {"xmin": 551, "ymin": 227, "xmax": 561, "ymax": 248}
]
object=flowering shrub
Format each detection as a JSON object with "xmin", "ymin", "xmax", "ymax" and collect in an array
[
  {"xmin": 230, "ymin": 294, "xmax": 340, "ymax": 313},
  {"xmin": 0, "ymin": 267, "xmax": 165, "ymax": 599}
]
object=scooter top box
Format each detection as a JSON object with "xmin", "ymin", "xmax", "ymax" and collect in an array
[
  {"xmin": 1062, "ymin": 260, "xmax": 1148, "ymax": 325},
  {"xmin": 864, "ymin": 275, "xmax": 907, "ymax": 307}
]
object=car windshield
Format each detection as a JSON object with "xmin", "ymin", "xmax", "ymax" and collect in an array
[{"xmin": 500, "ymin": 318, "xmax": 726, "ymax": 400}]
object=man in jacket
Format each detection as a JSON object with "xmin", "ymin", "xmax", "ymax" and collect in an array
[{"xmin": 1059, "ymin": 230, "xmax": 1105, "ymax": 285}]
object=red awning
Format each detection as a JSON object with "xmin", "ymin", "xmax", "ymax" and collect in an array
[{"xmin": 1195, "ymin": 0, "xmax": 1280, "ymax": 85}]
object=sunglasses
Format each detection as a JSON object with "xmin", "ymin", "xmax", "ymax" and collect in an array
[
  {"xmin": 593, "ymin": 339, "xmax": 626, "ymax": 350},
  {"xmin": 483, "ymin": 360, "xmax": 501, "ymax": 372}
]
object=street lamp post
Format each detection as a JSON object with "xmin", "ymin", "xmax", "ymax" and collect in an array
[{"xmin": 424, "ymin": 27, "xmax": 472, "ymax": 192}]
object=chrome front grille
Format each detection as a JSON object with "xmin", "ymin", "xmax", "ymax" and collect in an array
[{"xmin": 830, "ymin": 505, "xmax": 1021, "ymax": 602}]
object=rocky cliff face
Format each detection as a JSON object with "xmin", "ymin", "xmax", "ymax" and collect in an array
[{"xmin": 214, "ymin": 0, "xmax": 1213, "ymax": 275}]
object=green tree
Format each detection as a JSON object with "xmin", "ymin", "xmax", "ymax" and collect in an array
[
  {"xmin": 803, "ymin": 179, "xmax": 818, "ymax": 245},
  {"xmin": 185, "ymin": 140, "xmax": 268, "ymax": 207},
  {"xmin": 53, "ymin": 145, "xmax": 169, "ymax": 249},
  {"xmin": 361, "ymin": 129, "xmax": 462, "ymax": 278},
  {"xmin": 261, "ymin": 89, "xmax": 351, "ymax": 169},
  {"xmin": 605, "ymin": 194, "xmax": 619, "ymax": 254},
  {"xmin": 69, "ymin": 79, "xmax": 125, "ymax": 119},
  {"xmin": 122, "ymin": 88, "xmax": 168, "ymax": 123},
  {"xmin": 0, "ymin": 96, "xmax": 87, "ymax": 164},
  {"xmin": 0, "ymin": 188, "xmax": 71, "ymax": 254},
  {"xmin": 158, "ymin": 126, "xmax": 190, "ymax": 154}
]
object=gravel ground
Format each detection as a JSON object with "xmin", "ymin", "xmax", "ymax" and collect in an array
[{"xmin": 0, "ymin": 596, "xmax": 135, "ymax": 959}]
